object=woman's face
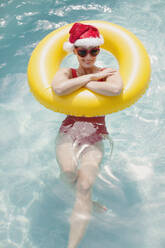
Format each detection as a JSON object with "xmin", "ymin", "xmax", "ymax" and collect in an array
[{"xmin": 74, "ymin": 46, "xmax": 100, "ymax": 68}]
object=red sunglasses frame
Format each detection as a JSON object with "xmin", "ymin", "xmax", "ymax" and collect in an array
[{"xmin": 75, "ymin": 47, "xmax": 100, "ymax": 57}]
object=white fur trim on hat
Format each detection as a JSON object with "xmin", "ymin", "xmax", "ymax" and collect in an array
[
  {"xmin": 75, "ymin": 35, "xmax": 104, "ymax": 47},
  {"xmin": 63, "ymin": 35, "xmax": 104, "ymax": 52}
]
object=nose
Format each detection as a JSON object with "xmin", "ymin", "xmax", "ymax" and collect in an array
[{"xmin": 85, "ymin": 53, "xmax": 93, "ymax": 59}]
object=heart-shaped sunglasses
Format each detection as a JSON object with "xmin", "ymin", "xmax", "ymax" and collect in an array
[{"xmin": 75, "ymin": 47, "xmax": 100, "ymax": 57}]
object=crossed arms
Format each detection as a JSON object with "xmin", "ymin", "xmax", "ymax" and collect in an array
[{"xmin": 52, "ymin": 68, "xmax": 123, "ymax": 96}]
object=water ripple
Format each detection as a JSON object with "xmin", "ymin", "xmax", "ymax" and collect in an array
[
  {"xmin": 49, "ymin": 4, "xmax": 112, "ymax": 17},
  {"xmin": 0, "ymin": 63, "xmax": 7, "ymax": 69},
  {"xmin": 34, "ymin": 20, "xmax": 67, "ymax": 31},
  {"xmin": 0, "ymin": 18, "xmax": 7, "ymax": 27}
]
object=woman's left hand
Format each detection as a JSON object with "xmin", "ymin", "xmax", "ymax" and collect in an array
[{"xmin": 91, "ymin": 68, "xmax": 117, "ymax": 81}]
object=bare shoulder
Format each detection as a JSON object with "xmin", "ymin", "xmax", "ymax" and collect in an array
[
  {"xmin": 52, "ymin": 68, "xmax": 72, "ymax": 87},
  {"xmin": 54, "ymin": 68, "xmax": 72, "ymax": 78}
]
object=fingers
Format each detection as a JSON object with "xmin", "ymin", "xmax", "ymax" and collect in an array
[
  {"xmin": 96, "ymin": 69, "xmax": 117, "ymax": 79},
  {"xmin": 90, "ymin": 69, "xmax": 118, "ymax": 81},
  {"xmin": 103, "ymin": 68, "xmax": 117, "ymax": 75}
]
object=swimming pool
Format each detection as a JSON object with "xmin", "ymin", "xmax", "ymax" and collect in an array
[{"xmin": 0, "ymin": 0, "xmax": 165, "ymax": 247}]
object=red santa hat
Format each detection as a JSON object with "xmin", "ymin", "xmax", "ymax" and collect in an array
[{"xmin": 63, "ymin": 22, "xmax": 104, "ymax": 52}]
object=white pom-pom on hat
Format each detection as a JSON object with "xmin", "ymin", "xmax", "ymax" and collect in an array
[{"xmin": 63, "ymin": 42, "xmax": 74, "ymax": 52}]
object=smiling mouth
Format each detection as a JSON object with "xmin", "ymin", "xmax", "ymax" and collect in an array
[{"xmin": 85, "ymin": 60, "xmax": 93, "ymax": 63}]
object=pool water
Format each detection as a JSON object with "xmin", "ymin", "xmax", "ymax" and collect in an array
[{"xmin": 0, "ymin": 0, "xmax": 165, "ymax": 247}]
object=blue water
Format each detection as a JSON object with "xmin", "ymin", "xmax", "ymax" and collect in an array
[{"xmin": 0, "ymin": 0, "xmax": 165, "ymax": 247}]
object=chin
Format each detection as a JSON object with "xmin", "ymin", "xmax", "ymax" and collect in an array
[{"xmin": 82, "ymin": 62, "xmax": 94, "ymax": 68}]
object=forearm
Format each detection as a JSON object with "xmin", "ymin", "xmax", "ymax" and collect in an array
[
  {"xmin": 85, "ymin": 81, "xmax": 123, "ymax": 96},
  {"xmin": 52, "ymin": 74, "xmax": 91, "ymax": 96}
]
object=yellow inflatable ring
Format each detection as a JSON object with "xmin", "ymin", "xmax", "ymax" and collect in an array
[{"xmin": 27, "ymin": 20, "xmax": 151, "ymax": 117}]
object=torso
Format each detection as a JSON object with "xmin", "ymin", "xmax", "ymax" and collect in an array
[{"xmin": 59, "ymin": 68, "xmax": 108, "ymax": 145}]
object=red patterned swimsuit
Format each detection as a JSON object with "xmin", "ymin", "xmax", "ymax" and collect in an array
[{"xmin": 59, "ymin": 68, "xmax": 109, "ymax": 145}]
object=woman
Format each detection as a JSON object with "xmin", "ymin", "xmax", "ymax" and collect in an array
[{"xmin": 52, "ymin": 23, "xmax": 123, "ymax": 248}]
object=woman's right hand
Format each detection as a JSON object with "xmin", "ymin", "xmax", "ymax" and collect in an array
[{"xmin": 90, "ymin": 68, "xmax": 117, "ymax": 81}]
